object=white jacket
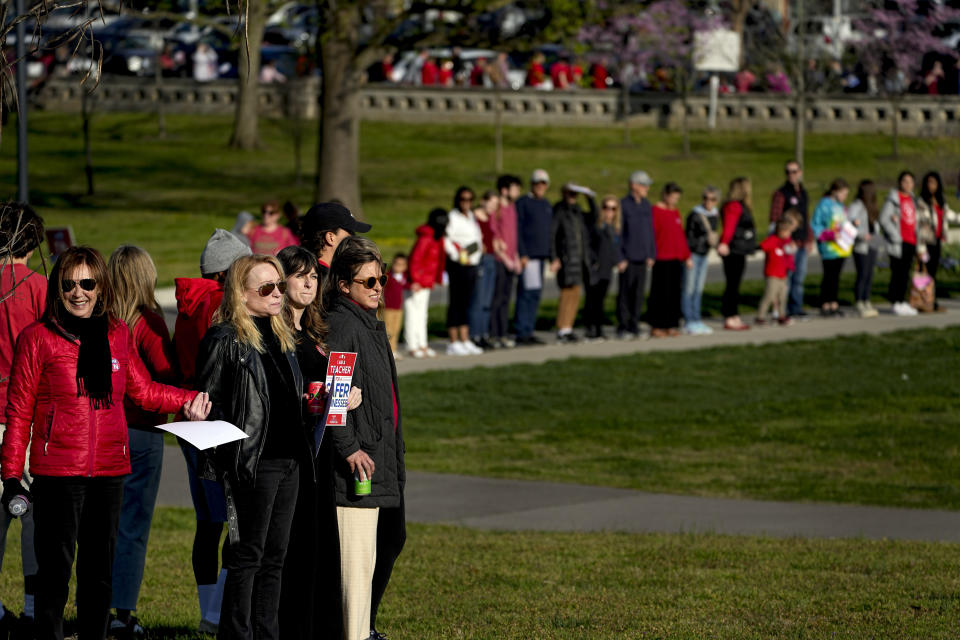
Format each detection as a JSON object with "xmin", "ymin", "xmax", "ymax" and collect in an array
[{"xmin": 444, "ymin": 208, "xmax": 483, "ymax": 266}]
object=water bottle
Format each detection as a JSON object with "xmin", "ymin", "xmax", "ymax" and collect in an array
[{"xmin": 7, "ymin": 494, "xmax": 29, "ymax": 517}]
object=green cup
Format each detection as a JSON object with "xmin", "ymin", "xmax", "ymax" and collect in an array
[{"xmin": 354, "ymin": 471, "xmax": 371, "ymax": 496}]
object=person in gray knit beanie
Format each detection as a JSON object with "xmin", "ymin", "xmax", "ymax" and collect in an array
[{"xmin": 200, "ymin": 228, "xmax": 252, "ymax": 277}]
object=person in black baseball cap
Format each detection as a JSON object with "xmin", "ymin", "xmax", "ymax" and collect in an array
[{"xmin": 298, "ymin": 202, "xmax": 372, "ymax": 278}]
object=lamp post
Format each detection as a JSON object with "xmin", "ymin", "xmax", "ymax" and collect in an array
[{"xmin": 15, "ymin": 0, "xmax": 29, "ymax": 203}]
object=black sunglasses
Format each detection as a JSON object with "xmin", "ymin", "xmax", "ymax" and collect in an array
[
  {"xmin": 353, "ymin": 275, "xmax": 388, "ymax": 289},
  {"xmin": 252, "ymin": 281, "xmax": 287, "ymax": 296},
  {"xmin": 61, "ymin": 278, "xmax": 97, "ymax": 293}
]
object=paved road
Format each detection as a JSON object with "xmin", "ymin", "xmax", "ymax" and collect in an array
[{"xmin": 157, "ymin": 299, "xmax": 960, "ymax": 542}]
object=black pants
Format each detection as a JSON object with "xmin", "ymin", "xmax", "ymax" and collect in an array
[
  {"xmin": 721, "ymin": 254, "xmax": 746, "ymax": 318},
  {"xmin": 888, "ymin": 243, "xmax": 916, "ymax": 303},
  {"xmin": 854, "ymin": 249, "xmax": 877, "ymax": 302},
  {"xmin": 220, "ymin": 458, "xmax": 299, "ymax": 640},
  {"xmin": 370, "ymin": 499, "xmax": 406, "ymax": 631},
  {"xmin": 490, "ymin": 261, "xmax": 515, "ymax": 339},
  {"xmin": 583, "ymin": 278, "xmax": 611, "ymax": 335},
  {"xmin": 616, "ymin": 261, "xmax": 648, "ymax": 334},
  {"xmin": 928, "ymin": 240, "xmax": 942, "ymax": 287},
  {"xmin": 32, "ymin": 475, "xmax": 124, "ymax": 640},
  {"xmin": 648, "ymin": 260, "xmax": 684, "ymax": 329},
  {"xmin": 819, "ymin": 257, "xmax": 845, "ymax": 305},
  {"xmin": 445, "ymin": 260, "xmax": 478, "ymax": 328}
]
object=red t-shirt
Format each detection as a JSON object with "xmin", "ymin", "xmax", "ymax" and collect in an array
[
  {"xmin": 935, "ymin": 202, "xmax": 944, "ymax": 240},
  {"xmin": 761, "ymin": 235, "xmax": 794, "ymax": 278},
  {"xmin": 421, "ymin": 60, "xmax": 439, "ymax": 85},
  {"xmin": 899, "ymin": 193, "xmax": 916, "ymax": 246},
  {"xmin": 526, "ymin": 62, "xmax": 545, "ymax": 87},
  {"xmin": 651, "ymin": 205, "xmax": 691, "ymax": 261},
  {"xmin": 383, "ymin": 272, "xmax": 405, "ymax": 310},
  {"xmin": 247, "ymin": 225, "xmax": 299, "ymax": 256},
  {"xmin": 550, "ymin": 62, "xmax": 570, "ymax": 89},
  {"xmin": 0, "ymin": 264, "xmax": 46, "ymax": 418}
]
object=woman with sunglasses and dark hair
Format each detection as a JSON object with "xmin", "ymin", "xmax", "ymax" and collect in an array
[
  {"xmin": 444, "ymin": 186, "xmax": 484, "ymax": 356},
  {"xmin": 917, "ymin": 171, "xmax": 959, "ymax": 311},
  {"xmin": 0, "ymin": 246, "xmax": 211, "ymax": 640},
  {"xmin": 195, "ymin": 253, "xmax": 311, "ymax": 640},
  {"xmin": 321, "ymin": 236, "xmax": 406, "ymax": 640}
]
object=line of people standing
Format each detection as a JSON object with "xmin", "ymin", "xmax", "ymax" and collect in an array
[{"xmin": 399, "ymin": 161, "xmax": 957, "ymax": 354}]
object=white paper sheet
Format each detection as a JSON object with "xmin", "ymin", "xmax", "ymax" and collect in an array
[
  {"xmin": 159, "ymin": 420, "xmax": 248, "ymax": 451},
  {"xmin": 522, "ymin": 259, "xmax": 542, "ymax": 290}
]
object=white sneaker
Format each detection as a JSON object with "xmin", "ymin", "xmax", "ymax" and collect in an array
[
  {"xmin": 410, "ymin": 348, "xmax": 426, "ymax": 359},
  {"xmin": 906, "ymin": 304, "xmax": 919, "ymax": 316},
  {"xmin": 892, "ymin": 302, "xmax": 911, "ymax": 316},
  {"xmin": 424, "ymin": 347, "xmax": 437, "ymax": 358},
  {"xmin": 446, "ymin": 341, "xmax": 468, "ymax": 356},
  {"xmin": 464, "ymin": 341, "xmax": 483, "ymax": 355}
]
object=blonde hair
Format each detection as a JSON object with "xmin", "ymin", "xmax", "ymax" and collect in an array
[
  {"xmin": 600, "ymin": 195, "xmax": 622, "ymax": 233},
  {"xmin": 108, "ymin": 245, "xmax": 161, "ymax": 329},
  {"xmin": 726, "ymin": 177, "xmax": 752, "ymax": 209},
  {"xmin": 214, "ymin": 254, "xmax": 296, "ymax": 353}
]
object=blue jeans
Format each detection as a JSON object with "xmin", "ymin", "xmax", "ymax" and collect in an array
[
  {"xmin": 179, "ymin": 438, "xmax": 227, "ymax": 522},
  {"xmin": 468, "ymin": 254, "xmax": 498, "ymax": 339},
  {"xmin": 788, "ymin": 246, "xmax": 808, "ymax": 315},
  {"xmin": 681, "ymin": 253, "xmax": 709, "ymax": 324},
  {"xmin": 513, "ymin": 260, "xmax": 543, "ymax": 339},
  {"xmin": 111, "ymin": 428, "xmax": 164, "ymax": 611}
]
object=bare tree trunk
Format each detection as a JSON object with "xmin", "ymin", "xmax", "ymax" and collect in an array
[
  {"xmin": 82, "ymin": 91, "xmax": 94, "ymax": 196},
  {"xmin": 155, "ymin": 51, "xmax": 166, "ymax": 138},
  {"xmin": 318, "ymin": 37, "xmax": 363, "ymax": 216},
  {"xmin": 680, "ymin": 71, "xmax": 690, "ymax": 157},
  {"xmin": 891, "ymin": 96, "xmax": 900, "ymax": 159},
  {"xmin": 621, "ymin": 82, "xmax": 631, "ymax": 145},
  {"xmin": 793, "ymin": 0, "xmax": 805, "ymax": 167},
  {"xmin": 494, "ymin": 85, "xmax": 503, "ymax": 173},
  {"xmin": 229, "ymin": 0, "xmax": 267, "ymax": 149}
]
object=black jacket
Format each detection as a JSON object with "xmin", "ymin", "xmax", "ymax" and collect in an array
[
  {"xmin": 685, "ymin": 207, "xmax": 719, "ymax": 256},
  {"xmin": 325, "ymin": 297, "xmax": 405, "ymax": 509},
  {"xmin": 196, "ymin": 322, "xmax": 308, "ymax": 487},
  {"xmin": 551, "ymin": 197, "xmax": 595, "ymax": 288},
  {"xmin": 587, "ymin": 221, "xmax": 619, "ymax": 286}
]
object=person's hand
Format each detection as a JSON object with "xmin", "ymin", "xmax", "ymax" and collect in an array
[
  {"xmin": 345, "ymin": 449, "xmax": 375, "ymax": 480},
  {"xmin": 411, "ymin": 282, "xmax": 422, "ymax": 292},
  {"xmin": 183, "ymin": 392, "xmax": 212, "ymax": 421},
  {"xmin": 645, "ymin": 258, "xmax": 655, "ymax": 268},
  {"xmin": 550, "ymin": 259, "xmax": 561, "ymax": 273},
  {"xmin": 864, "ymin": 233, "xmax": 872, "ymax": 242},
  {"xmin": 617, "ymin": 260, "xmax": 628, "ymax": 273},
  {"xmin": 347, "ymin": 386, "xmax": 363, "ymax": 411},
  {"xmin": 805, "ymin": 242, "xmax": 815, "ymax": 253},
  {"xmin": 717, "ymin": 243, "xmax": 730, "ymax": 257},
  {"xmin": 685, "ymin": 258, "xmax": 694, "ymax": 269},
  {"xmin": 1, "ymin": 478, "xmax": 28, "ymax": 515},
  {"xmin": 520, "ymin": 256, "xmax": 529, "ymax": 269}
]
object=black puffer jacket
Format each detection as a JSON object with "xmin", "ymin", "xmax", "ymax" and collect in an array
[
  {"xmin": 325, "ymin": 297, "xmax": 405, "ymax": 509},
  {"xmin": 551, "ymin": 196, "xmax": 596, "ymax": 288},
  {"xmin": 587, "ymin": 222, "xmax": 620, "ymax": 286},
  {"xmin": 196, "ymin": 322, "xmax": 307, "ymax": 487}
]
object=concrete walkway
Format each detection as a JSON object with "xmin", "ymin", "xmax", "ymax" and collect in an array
[{"xmin": 156, "ymin": 299, "xmax": 960, "ymax": 542}]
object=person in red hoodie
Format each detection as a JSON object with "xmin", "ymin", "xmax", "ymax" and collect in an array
[
  {"xmin": 756, "ymin": 215, "xmax": 799, "ymax": 326},
  {"xmin": 648, "ymin": 183, "xmax": 692, "ymax": 337},
  {"xmin": 107, "ymin": 246, "xmax": 181, "ymax": 638},
  {"xmin": 383, "ymin": 253, "xmax": 407, "ymax": 359},
  {"xmin": 172, "ymin": 228, "xmax": 250, "ymax": 633},
  {"xmin": 404, "ymin": 208, "xmax": 448, "ymax": 359},
  {"xmin": 0, "ymin": 246, "xmax": 210, "ymax": 640},
  {"xmin": 0, "ymin": 202, "xmax": 45, "ymax": 635}
]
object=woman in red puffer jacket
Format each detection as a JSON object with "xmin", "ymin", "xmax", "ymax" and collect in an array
[{"xmin": 0, "ymin": 246, "xmax": 211, "ymax": 640}]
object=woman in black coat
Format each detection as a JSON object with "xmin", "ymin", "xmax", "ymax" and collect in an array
[
  {"xmin": 321, "ymin": 236, "xmax": 406, "ymax": 640},
  {"xmin": 550, "ymin": 183, "xmax": 596, "ymax": 342},
  {"xmin": 583, "ymin": 195, "xmax": 620, "ymax": 340}
]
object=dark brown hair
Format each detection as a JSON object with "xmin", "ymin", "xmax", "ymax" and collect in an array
[
  {"xmin": 855, "ymin": 180, "xmax": 879, "ymax": 224},
  {"xmin": 44, "ymin": 246, "xmax": 115, "ymax": 326},
  {"xmin": 277, "ymin": 245, "xmax": 327, "ymax": 348}
]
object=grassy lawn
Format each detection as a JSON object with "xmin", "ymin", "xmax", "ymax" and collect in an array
[
  {"xmin": 402, "ymin": 327, "xmax": 960, "ymax": 511},
  {"xmin": 1, "ymin": 112, "xmax": 958, "ymax": 285},
  {"xmin": 0, "ymin": 509, "xmax": 959, "ymax": 639}
]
